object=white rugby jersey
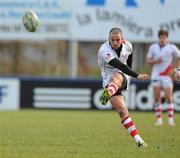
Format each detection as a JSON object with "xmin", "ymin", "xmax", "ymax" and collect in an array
[
  {"xmin": 147, "ymin": 43, "xmax": 180, "ymax": 79},
  {"xmin": 98, "ymin": 40, "xmax": 132, "ymax": 87}
]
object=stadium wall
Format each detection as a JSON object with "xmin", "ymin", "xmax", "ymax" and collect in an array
[{"xmin": 2, "ymin": 77, "xmax": 180, "ymax": 111}]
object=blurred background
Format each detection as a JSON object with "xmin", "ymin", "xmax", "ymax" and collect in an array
[{"xmin": 1, "ymin": 0, "xmax": 180, "ymax": 111}]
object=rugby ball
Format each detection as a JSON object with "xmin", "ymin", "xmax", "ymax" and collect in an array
[{"xmin": 22, "ymin": 10, "xmax": 39, "ymax": 32}]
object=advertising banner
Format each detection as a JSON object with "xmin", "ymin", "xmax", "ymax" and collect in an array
[
  {"xmin": 0, "ymin": 78, "xmax": 20, "ymax": 110},
  {"xmin": 0, "ymin": 0, "xmax": 72, "ymax": 40},
  {"xmin": 20, "ymin": 78, "xmax": 180, "ymax": 111},
  {"xmin": 20, "ymin": 78, "xmax": 101, "ymax": 109},
  {"xmin": 0, "ymin": 0, "xmax": 180, "ymax": 42},
  {"xmin": 73, "ymin": 0, "xmax": 180, "ymax": 42}
]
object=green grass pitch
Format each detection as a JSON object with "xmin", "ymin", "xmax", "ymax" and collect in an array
[{"xmin": 0, "ymin": 110, "xmax": 179, "ymax": 158}]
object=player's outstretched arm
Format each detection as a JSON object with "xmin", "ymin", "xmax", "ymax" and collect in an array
[
  {"xmin": 146, "ymin": 57, "xmax": 162, "ymax": 65},
  {"xmin": 108, "ymin": 58, "xmax": 138, "ymax": 78},
  {"xmin": 108, "ymin": 58, "xmax": 150, "ymax": 80}
]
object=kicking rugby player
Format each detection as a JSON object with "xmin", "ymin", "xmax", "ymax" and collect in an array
[{"xmin": 98, "ymin": 27, "xmax": 149, "ymax": 147}]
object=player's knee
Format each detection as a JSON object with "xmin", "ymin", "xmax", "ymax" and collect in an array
[
  {"xmin": 116, "ymin": 106, "xmax": 128, "ymax": 119},
  {"xmin": 115, "ymin": 105, "xmax": 127, "ymax": 114},
  {"xmin": 154, "ymin": 95, "xmax": 161, "ymax": 102}
]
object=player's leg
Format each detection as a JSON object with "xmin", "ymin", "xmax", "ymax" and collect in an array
[
  {"xmin": 110, "ymin": 95, "xmax": 148, "ymax": 148},
  {"xmin": 101, "ymin": 72, "xmax": 124, "ymax": 105},
  {"xmin": 152, "ymin": 80, "xmax": 162, "ymax": 125},
  {"xmin": 162, "ymin": 77, "xmax": 174, "ymax": 125},
  {"xmin": 164, "ymin": 87, "xmax": 174, "ymax": 125}
]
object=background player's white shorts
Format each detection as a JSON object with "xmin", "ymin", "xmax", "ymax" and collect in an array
[{"xmin": 151, "ymin": 76, "xmax": 173, "ymax": 88}]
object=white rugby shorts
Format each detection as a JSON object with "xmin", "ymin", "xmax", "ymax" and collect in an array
[{"xmin": 151, "ymin": 76, "xmax": 173, "ymax": 88}]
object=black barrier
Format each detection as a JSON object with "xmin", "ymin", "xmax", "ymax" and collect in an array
[
  {"xmin": 20, "ymin": 77, "xmax": 180, "ymax": 111},
  {"xmin": 20, "ymin": 78, "xmax": 102, "ymax": 109}
]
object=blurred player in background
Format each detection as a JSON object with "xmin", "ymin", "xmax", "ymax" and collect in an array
[
  {"xmin": 98, "ymin": 27, "xmax": 149, "ymax": 147},
  {"xmin": 146, "ymin": 29, "xmax": 180, "ymax": 126}
]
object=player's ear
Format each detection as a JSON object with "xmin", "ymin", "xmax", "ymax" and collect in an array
[{"xmin": 122, "ymin": 37, "xmax": 125, "ymax": 43}]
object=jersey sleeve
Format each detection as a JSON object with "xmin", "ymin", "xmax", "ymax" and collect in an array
[
  {"xmin": 171, "ymin": 44, "xmax": 180, "ymax": 58},
  {"xmin": 124, "ymin": 40, "xmax": 133, "ymax": 55},
  {"xmin": 99, "ymin": 49, "xmax": 115, "ymax": 63},
  {"xmin": 147, "ymin": 45, "xmax": 154, "ymax": 59}
]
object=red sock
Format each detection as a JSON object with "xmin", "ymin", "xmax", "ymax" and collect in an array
[
  {"xmin": 107, "ymin": 82, "xmax": 118, "ymax": 97},
  {"xmin": 122, "ymin": 116, "xmax": 141, "ymax": 142}
]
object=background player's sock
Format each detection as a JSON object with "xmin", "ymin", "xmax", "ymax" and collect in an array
[
  {"xmin": 167, "ymin": 102, "xmax": 174, "ymax": 125},
  {"xmin": 107, "ymin": 82, "xmax": 118, "ymax": 97},
  {"xmin": 122, "ymin": 116, "xmax": 143, "ymax": 143},
  {"xmin": 154, "ymin": 103, "xmax": 162, "ymax": 125}
]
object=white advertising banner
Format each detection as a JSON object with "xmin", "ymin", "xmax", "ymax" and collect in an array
[
  {"xmin": 0, "ymin": 0, "xmax": 180, "ymax": 42},
  {"xmin": 0, "ymin": 0, "xmax": 72, "ymax": 40},
  {"xmin": 0, "ymin": 78, "xmax": 20, "ymax": 110},
  {"xmin": 73, "ymin": 0, "xmax": 180, "ymax": 42}
]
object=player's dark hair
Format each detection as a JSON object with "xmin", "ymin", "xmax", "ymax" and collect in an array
[
  {"xmin": 158, "ymin": 29, "xmax": 168, "ymax": 37},
  {"xmin": 109, "ymin": 27, "xmax": 123, "ymax": 36}
]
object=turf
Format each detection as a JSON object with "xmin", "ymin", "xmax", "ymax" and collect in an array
[{"xmin": 0, "ymin": 110, "xmax": 179, "ymax": 158}]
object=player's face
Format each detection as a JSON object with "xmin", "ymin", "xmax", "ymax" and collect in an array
[
  {"xmin": 158, "ymin": 35, "xmax": 168, "ymax": 46},
  {"xmin": 109, "ymin": 33, "xmax": 123, "ymax": 50}
]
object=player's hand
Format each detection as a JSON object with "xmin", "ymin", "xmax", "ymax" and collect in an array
[
  {"xmin": 155, "ymin": 58, "xmax": 162, "ymax": 64},
  {"xmin": 137, "ymin": 74, "xmax": 150, "ymax": 80}
]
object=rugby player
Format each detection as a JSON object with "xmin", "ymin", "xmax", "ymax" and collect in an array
[
  {"xmin": 146, "ymin": 29, "xmax": 180, "ymax": 126},
  {"xmin": 98, "ymin": 27, "xmax": 149, "ymax": 147}
]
